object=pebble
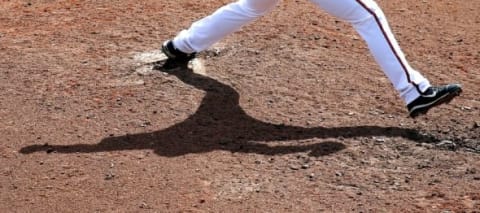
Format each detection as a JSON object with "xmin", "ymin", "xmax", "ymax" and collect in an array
[
  {"xmin": 466, "ymin": 168, "xmax": 477, "ymax": 174},
  {"xmin": 474, "ymin": 121, "xmax": 480, "ymax": 129},
  {"xmin": 419, "ymin": 143, "xmax": 435, "ymax": 149},
  {"xmin": 374, "ymin": 137, "xmax": 386, "ymax": 143},
  {"xmin": 139, "ymin": 121, "xmax": 151, "ymax": 127},
  {"xmin": 417, "ymin": 161, "xmax": 432, "ymax": 169},
  {"xmin": 289, "ymin": 165, "xmax": 300, "ymax": 170},
  {"xmin": 46, "ymin": 148, "xmax": 55, "ymax": 154},
  {"xmin": 105, "ymin": 173, "xmax": 115, "ymax": 180},
  {"xmin": 435, "ymin": 140, "xmax": 456, "ymax": 150},
  {"xmin": 139, "ymin": 202, "xmax": 150, "ymax": 209}
]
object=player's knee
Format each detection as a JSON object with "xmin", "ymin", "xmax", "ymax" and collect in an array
[
  {"xmin": 240, "ymin": 0, "xmax": 280, "ymax": 17},
  {"xmin": 318, "ymin": 0, "xmax": 384, "ymax": 25},
  {"xmin": 351, "ymin": 1, "xmax": 386, "ymax": 24}
]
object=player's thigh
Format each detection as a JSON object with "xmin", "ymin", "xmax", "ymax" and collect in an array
[{"xmin": 310, "ymin": 0, "xmax": 381, "ymax": 23}]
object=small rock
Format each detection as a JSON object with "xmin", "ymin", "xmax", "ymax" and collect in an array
[
  {"xmin": 374, "ymin": 137, "xmax": 386, "ymax": 143},
  {"xmin": 335, "ymin": 172, "xmax": 344, "ymax": 177},
  {"xmin": 466, "ymin": 168, "xmax": 477, "ymax": 174},
  {"xmin": 465, "ymin": 148, "xmax": 477, "ymax": 153},
  {"xmin": 289, "ymin": 165, "xmax": 300, "ymax": 170},
  {"xmin": 301, "ymin": 164, "xmax": 310, "ymax": 169},
  {"xmin": 473, "ymin": 121, "xmax": 480, "ymax": 129},
  {"xmin": 474, "ymin": 176, "xmax": 480, "ymax": 181},
  {"xmin": 139, "ymin": 202, "xmax": 150, "ymax": 209},
  {"xmin": 135, "ymin": 65, "xmax": 156, "ymax": 76},
  {"xmin": 461, "ymin": 106, "xmax": 472, "ymax": 111},
  {"xmin": 420, "ymin": 143, "xmax": 435, "ymax": 149},
  {"xmin": 417, "ymin": 161, "xmax": 431, "ymax": 169},
  {"xmin": 254, "ymin": 160, "xmax": 261, "ymax": 164},
  {"xmin": 105, "ymin": 173, "xmax": 115, "ymax": 180},
  {"xmin": 46, "ymin": 148, "xmax": 55, "ymax": 154},
  {"xmin": 436, "ymin": 140, "xmax": 456, "ymax": 150},
  {"xmin": 139, "ymin": 121, "xmax": 151, "ymax": 127}
]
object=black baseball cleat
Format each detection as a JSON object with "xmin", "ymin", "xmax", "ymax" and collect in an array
[
  {"xmin": 159, "ymin": 40, "xmax": 197, "ymax": 71},
  {"xmin": 161, "ymin": 40, "xmax": 196, "ymax": 62},
  {"xmin": 407, "ymin": 83, "xmax": 462, "ymax": 118}
]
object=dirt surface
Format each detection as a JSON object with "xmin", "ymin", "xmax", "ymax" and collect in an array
[{"xmin": 1, "ymin": 0, "xmax": 480, "ymax": 212}]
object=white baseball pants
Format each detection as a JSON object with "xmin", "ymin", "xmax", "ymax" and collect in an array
[{"xmin": 172, "ymin": 0, "xmax": 431, "ymax": 104}]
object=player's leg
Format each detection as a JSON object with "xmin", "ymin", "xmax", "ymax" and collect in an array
[
  {"xmin": 310, "ymin": 0, "xmax": 461, "ymax": 117},
  {"xmin": 164, "ymin": 0, "xmax": 280, "ymax": 59}
]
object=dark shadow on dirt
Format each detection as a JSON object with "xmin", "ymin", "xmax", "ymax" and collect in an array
[{"xmin": 20, "ymin": 60, "xmax": 438, "ymax": 157}]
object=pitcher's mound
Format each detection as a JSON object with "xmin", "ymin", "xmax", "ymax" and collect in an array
[{"xmin": 133, "ymin": 50, "xmax": 207, "ymax": 76}]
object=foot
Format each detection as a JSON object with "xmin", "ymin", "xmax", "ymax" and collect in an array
[
  {"xmin": 407, "ymin": 83, "xmax": 462, "ymax": 118},
  {"xmin": 159, "ymin": 40, "xmax": 197, "ymax": 71},
  {"xmin": 161, "ymin": 40, "xmax": 196, "ymax": 62}
]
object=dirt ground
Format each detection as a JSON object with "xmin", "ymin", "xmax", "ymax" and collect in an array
[{"xmin": 1, "ymin": 0, "xmax": 480, "ymax": 212}]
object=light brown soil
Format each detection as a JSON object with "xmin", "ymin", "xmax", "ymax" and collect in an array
[{"xmin": 1, "ymin": 0, "xmax": 479, "ymax": 212}]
